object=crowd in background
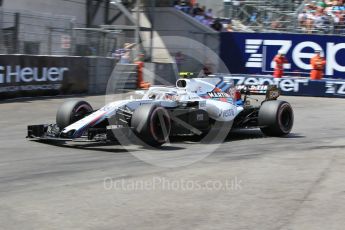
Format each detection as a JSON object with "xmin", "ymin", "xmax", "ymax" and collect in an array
[
  {"xmin": 173, "ymin": 0, "xmax": 233, "ymax": 32},
  {"xmin": 298, "ymin": 0, "xmax": 345, "ymax": 34},
  {"xmin": 173, "ymin": 0, "xmax": 345, "ymax": 34}
]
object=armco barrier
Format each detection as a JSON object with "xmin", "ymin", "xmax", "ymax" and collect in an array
[
  {"xmin": 220, "ymin": 32, "xmax": 345, "ymax": 80},
  {"xmin": 0, "ymin": 55, "xmax": 141, "ymax": 99},
  {"xmin": 223, "ymin": 74, "xmax": 345, "ymax": 98},
  {"xmin": 0, "ymin": 55, "xmax": 88, "ymax": 99},
  {"xmin": 0, "ymin": 54, "xmax": 177, "ymax": 100}
]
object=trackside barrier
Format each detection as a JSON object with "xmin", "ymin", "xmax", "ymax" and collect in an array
[
  {"xmin": 0, "ymin": 55, "xmax": 89, "ymax": 100},
  {"xmin": 0, "ymin": 54, "xmax": 175, "ymax": 100},
  {"xmin": 0, "ymin": 55, "xmax": 142, "ymax": 99},
  {"xmin": 220, "ymin": 32, "xmax": 345, "ymax": 80},
  {"xmin": 222, "ymin": 74, "xmax": 345, "ymax": 98}
]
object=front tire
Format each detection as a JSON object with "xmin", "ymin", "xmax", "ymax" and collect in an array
[
  {"xmin": 131, "ymin": 104, "xmax": 171, "ymax": 147},
  {"xmin": 258, "ymin": 100, "xmax": 294, "ymax": 136},
  {"xmin": 56, "ymin": 99, "xmax": 93, "ymax": 129}
]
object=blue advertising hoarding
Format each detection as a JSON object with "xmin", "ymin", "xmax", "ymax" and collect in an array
[
  {"xmin": 223, "ymin": 74, "xmax": 345, "ymax": 98},
  {"xmin": 220, "ymin": 32, "xmax": 345, "ymax": 79}
]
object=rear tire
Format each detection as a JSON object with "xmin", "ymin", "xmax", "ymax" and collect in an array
[
  {"xmin": 56, "ymin": 99, "xmax": 93, "ymax": 129},
  {"xmin": 258, "ymin": 100, "xmax": 293, "ymax": 136},
  {"xmin": 131, "ymin": 104, "xmax": 171, "ymax": 147}
]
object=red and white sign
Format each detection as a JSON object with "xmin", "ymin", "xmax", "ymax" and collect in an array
[{"xmin": 61, "ymin": 35, "xmax": 71, "ymax": 49}]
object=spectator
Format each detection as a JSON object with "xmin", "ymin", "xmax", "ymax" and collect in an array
[
  {"xmin": 194, "ymin": 12, "xmax": 205, "ymax": 23},
  {"xmin": 306, "ymin": 11, "xmax": 315, "ymax": 33},
  {"xmin": 313, "ymin": 7, "xmax": 327, "ymax": 31},
  {"xmin": 226, "ymin": 23, "xmax": 234, "ymax": 32},
  {"xmin": 211, "ymin": 19, "xmax": 223, "ymax": 31},
  {"xmin": 298, "ymin": 10, "xmax": 308, "ymax": 27},
  {"xmin": 174, "ymin": 0, "xmax": 190, "ymax": 13},
  {"xmin": 201, "ymin": 5, "xmax": 206, "ymax": 14},
  {"xmin": 333, "ymin": 10, "xmax": 345, "ymax": 33},
  {"xmin": 298, "ymin": 0, "xmax": 345, "ymax": 34},
  {"xmin": 114, "ymin": 43, "xmax": 135, "ymax": 64},
  {"xmin": 192, "ymin": 3, "xmax": 203, "ymax": 16},
  {"xmin": 248, "ymin": 12, "xmax": 257, "ymax": 25},
  {"xmin": 180, "ymin": 0, "xmax": 191, "ymax": 14},
  {"xmin": 174, "ymin": 1, "xmax": 229, "ymax": 32},
  {"xmin": 198, "ymin": 9, "xmax": 213, "ymax": 26},
  {"xmin": 318, "ymin": 0, "xmax": 328, "ymax": 8},
  {"xmin": 205, "ymin": 9, "xmax": 214, "ymax": 18}
]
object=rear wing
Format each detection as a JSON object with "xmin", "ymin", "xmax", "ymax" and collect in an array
[{"xmin": 236, "ymin": 85, "xmax": 281, "ymax": 100}]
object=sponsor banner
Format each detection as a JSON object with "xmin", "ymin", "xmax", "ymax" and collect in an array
[
  {"xmin": 220, "ymin": 32, "xmax": 345, "ymax": 79},
  {"xmin": 0, "ymin": 55, "xmax": 88, "ymax": 99},
  {"xmin": 223, "ymin": 75, "xmax": 345, "ymax": 98}
]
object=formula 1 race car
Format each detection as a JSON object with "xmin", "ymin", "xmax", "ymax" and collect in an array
[{"xmin": 27, "ymin": 77, "xmax": 294, "ymax": 147}]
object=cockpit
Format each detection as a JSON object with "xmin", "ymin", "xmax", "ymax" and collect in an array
[{"xmin": 142, "ymin": 87, "xmax": 180, "ymax": 101}]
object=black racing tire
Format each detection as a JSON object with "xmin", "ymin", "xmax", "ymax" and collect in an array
[
  {"xmin": 258, "ymin": 100, "xmax": 294, "ymax": 137},
  {"xmin": 56, "ymin": 99, "xmax": 93, "ymax": 129},
  {"xmin": 131, "ymin": 104, "xmax": 171, "ymax": 147}
]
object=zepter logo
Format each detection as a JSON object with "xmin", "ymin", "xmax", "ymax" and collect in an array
[
  {"xmin": 105, "ymin": 36, "xmax": 233, "ymax": 168},
  {"xmin": 245, "ymin": 39, "xmax": 345, "ymax": 76}
]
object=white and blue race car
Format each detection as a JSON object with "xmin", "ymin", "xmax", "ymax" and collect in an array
[{"xmin": 27, "ymin": 77, "xmax": 294, "ymax": 147}]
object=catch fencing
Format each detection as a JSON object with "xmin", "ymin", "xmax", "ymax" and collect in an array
[
  {"xmin": 0, "ymin": 10, "xmax": 134, "ymax": 57},
  {"xmin": 0, "ymin": 10, "xmax": 74, "ymax": 55}
]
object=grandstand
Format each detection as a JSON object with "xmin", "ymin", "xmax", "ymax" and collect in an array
[
  {"xmin": 296, "ymin": 0, "xmax": 345, "ymax": 34},
  {"xmin": 225, "ymin": 0, "xmax": 302, "ymax": 32},
  {"xmin": 172, "ymin": 0, "xmax": 345, "ymax": 35},
  {"xmin": 171, "ymin": 0, "xmax": 303, "ymax": 33},
  {"xmin": 219, "ymin": 0, "xmax": 345, "ymax": 35}
]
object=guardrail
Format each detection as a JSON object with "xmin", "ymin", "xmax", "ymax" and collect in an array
[
  {"xmin": 1, "ymin": 55, "xmax": 344, "ymax": 100},
  {"xmin": 0, "ymin": 54, "xmax": 89, "ymax": 99},
  {"xmin": 0, "ymin": 54, "xmax": 139, "ymax": 100}
]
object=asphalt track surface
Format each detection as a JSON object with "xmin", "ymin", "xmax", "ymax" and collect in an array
[{"xmin": 0, "ymin": 94, "xmax": 344, "ymax": 230}]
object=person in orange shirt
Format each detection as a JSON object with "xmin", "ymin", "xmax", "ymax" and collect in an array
[
  {"xmin": 273, "ymin": 50, "xmax": 288, "ymax": 78},
  {"xmin": 135, "ymin": 53, "xmax": 151, "ymax": 89},
  {"xmin": 310, "ymin": 49, "xmax": 326, "ymax": 80}
]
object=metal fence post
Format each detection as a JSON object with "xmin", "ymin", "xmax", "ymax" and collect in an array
[
  {"xmin": 14, "ymin": 12, "xmax": 20, "ymax": 53},
  {"xmin": 0, "ymin": 5, "xmax": 3, "ymax": 53}
]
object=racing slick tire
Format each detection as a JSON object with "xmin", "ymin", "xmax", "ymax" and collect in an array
[
  {"xmin": 56, "ymin": 99, "xmax": 93, "ymax": 129},
  {"xmin": 258, "ymin": 100, "xmax": 294, "ymax": 137},
  {"xmin": 131, "ymin": 104, "xmax": 171, "ymax": 147}
]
